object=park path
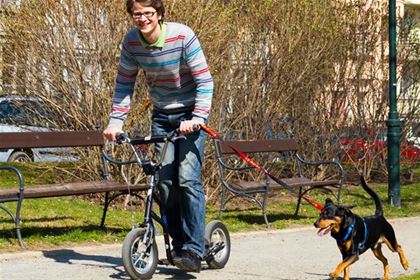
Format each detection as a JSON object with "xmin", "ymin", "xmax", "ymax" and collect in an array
[{"xmin": 1, "ymin": 217, "xmax": 419, "ymax": 280}]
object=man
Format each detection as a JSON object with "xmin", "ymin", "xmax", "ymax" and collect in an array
[{"xmin": 103, "ymin": 0, "xmax": 213, "ymax": 273}]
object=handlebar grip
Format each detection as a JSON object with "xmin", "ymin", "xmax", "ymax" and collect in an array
[
  {"xmin": 173, "ymin": 123, "xmax": 201, "ymax": 135},
  {"xmin": 192, "ymin": 124, "xmax": 201, "ymax": 132},
  {"xmin": 131, "ymin": 135, "xmax": 175, "ymax": 145},
  {"xmin": 115, "ymin": 132, "xmax": 128, "ymax": 144},
  {"xmin": 116, "ymin": 124, "xmax": 202, "ymax": 146}
]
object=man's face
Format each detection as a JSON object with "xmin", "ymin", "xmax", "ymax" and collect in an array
[{"xmin": 131, "ymin": 2, "xmax": 162, "ymax": 35}]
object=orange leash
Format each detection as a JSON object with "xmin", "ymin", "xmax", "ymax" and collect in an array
[{"xmin": 200, "ymin": 124, "xmax": 324, "ymax": 211}]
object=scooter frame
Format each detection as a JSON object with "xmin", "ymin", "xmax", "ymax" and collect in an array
[{"xmin": 102, "ymin": 130, "xmax": 230, "ymax": 278}]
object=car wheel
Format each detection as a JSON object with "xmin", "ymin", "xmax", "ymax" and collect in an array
[{"xmin": 8, "ymin": 151, "xmax": 32, "ymax": 162}]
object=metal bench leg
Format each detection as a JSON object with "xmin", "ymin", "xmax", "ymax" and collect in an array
[
  {"xmin": 15, "ymin": 199, "xmax": 26, "ymax": 249},
  {"xmin": 337, "ymin": 184, "xmax": 343, "ymax": 205},
  {"xmin": 294, "ymin": 187, "xmax": 303, "ymax": 216},
  {"xmin": 16, "ymin": 225, "xmax": 26, "ymax": 250},
  {"xmin": 262, "ymin": 190, "xmax": 271, "ymax": 228},
  {"xmin": 0, "ymin": 204, "xmax": 26, "ymax": 249},
  {"xmin": 219, "ymin": 186, "xmax": 226, "ymax": 218},
  {"xmin": 100, "ymin": 192, "xmax": 110, "ymax": 227},
  {"xmin": 101, "ymin": 191, "xmax": 145, "ymax": 227},
  {"xmin": 0, "ymin": 166, "xmax": 26, "ymax": 249}
]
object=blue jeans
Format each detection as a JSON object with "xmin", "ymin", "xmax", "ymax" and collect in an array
[{"xmin": 151, "ymin": 109, "xmax": 207, "ymax": 257}]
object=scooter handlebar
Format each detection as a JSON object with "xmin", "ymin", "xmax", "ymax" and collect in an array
[{"xmin": 115, "ymin": 124, "xmax": 201, "ymax": 146}]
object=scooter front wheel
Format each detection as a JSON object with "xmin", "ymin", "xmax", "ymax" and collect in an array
[
  {"xmin": 122, "ymin": 228, "xmax": 158, "ymax": 280},
  {"xmin": 204, "ymin": 220, "xmax": 231, "ymax": 269}
]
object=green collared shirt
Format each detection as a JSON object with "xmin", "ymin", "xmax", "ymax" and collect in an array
[{"xmin": 139, "ymin": 23, "xmax": 167, "ymax": 48}]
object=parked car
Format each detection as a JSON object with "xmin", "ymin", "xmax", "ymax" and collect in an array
[
  {"xmin": 339, "ymin": 127, "xmax": 420, "ymax": 164},
  {"xmin": 0, "ymin": 95, "xmax": 75, "ymax": 162}
]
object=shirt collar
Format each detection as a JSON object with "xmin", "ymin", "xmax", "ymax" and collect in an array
[{"xmin": 139, "ymin": 22, "xmax": 167, "ymax": 48}]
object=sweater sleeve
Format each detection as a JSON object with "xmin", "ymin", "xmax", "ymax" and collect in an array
[
  {"xmin": 107, "ymin": 31, "xmax": 139, "ymax": 130},
  {"xmin": 183, "ymin": 27, "xmax": 214, "ymax": 123}
]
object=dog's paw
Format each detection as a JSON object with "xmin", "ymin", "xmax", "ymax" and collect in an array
[{"xmin": 329, "ymin": 272, "xmax": 338, "ymax": 279}]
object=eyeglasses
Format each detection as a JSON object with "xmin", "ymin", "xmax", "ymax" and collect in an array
[{"xmin": 132, "ymin": 11, "xmax": 156, "ymax": 19}]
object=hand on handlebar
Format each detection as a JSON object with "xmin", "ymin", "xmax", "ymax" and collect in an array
[
  {"xmin": 103, "ymin": 122, "xmax": 201, "ymax": 144},
  {"xmin": 103, "ymin": 126, "xmax": 124, "ymax": 142},
  {"xmin": 178, "ymin": 120, "xmax": 201, "ymax": 135}
]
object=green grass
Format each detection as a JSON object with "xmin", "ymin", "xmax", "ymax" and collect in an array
[
  {"xmin": 0, "ymin": 198, "xmax": 134, "ymax": 250},
  {"xmin": 395, "ymin": 272, "xmax": 420, "ymax": 280},
  {"xmin": 1, "ymin": 165, "xmax": 420, "ymax": 279},
  {"xmin": 0, "ymin": 162, "xmax": 73, "ymax": 187},
  {"xmin": 1, "ymin": 164, "xmax": 420, "ymax": 251},
  {"xmin": 1, "ymin": 180, "xmax": 419, "ymax": 251}
]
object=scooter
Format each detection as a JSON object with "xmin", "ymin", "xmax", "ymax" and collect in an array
[{"xmin": 102, "ymin": 128, "xmax": 231, "ymax": 279}]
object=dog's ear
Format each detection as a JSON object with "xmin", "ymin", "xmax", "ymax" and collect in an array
[{"xmin": 341, "ymin": 209, "xmax": 354, "ymax": 227}]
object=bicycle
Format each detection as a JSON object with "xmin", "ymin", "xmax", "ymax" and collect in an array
[{"xmin": 102, "ymin": 127, "xmax": 231, "ymax": 279}]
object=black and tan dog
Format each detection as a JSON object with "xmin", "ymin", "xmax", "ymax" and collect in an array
[{"xmin": 313, "ymin": 176, "xmax": 409, "ymax": 280}]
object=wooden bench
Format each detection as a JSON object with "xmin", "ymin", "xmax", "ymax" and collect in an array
[
  {"xmin": 213, "ymin": 138, "xmax": 345, "ymax": 226},
  {"xmin": 0, "ymin": 131, "xmax": 147, "ymax": 249}
]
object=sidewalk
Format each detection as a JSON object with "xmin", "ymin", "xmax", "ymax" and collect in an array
[{"xmin": 1, "ymin": 217, "xmax": 419, "ymax": 280}]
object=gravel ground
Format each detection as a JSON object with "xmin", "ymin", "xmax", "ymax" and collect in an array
[{"xmin": 1, "ymin": 217, "xmax": 419, "ymax": 280}]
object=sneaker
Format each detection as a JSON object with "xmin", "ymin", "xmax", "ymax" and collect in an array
[
  {"xmin": 173, "ymin": 249, "xmax": 201, "ymax": 273},
  {"xmin": 171, "ymin": 248, "xmax": 181, "ymax": 259}
]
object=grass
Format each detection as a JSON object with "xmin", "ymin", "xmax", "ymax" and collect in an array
[
  {"xmin": 1, "ymin": 164, "xmax": 420, "ymax": 278},
  {"xmin": 1, "ymin": 178, "xmax": 419, "ymax": 250},
  {"xmin": 395, "ymin": 273, "xmax": 420, "ymax": 280},
  {"xmin": 0, "ymin": 161, "xmax": 78, "ymax": 188}
]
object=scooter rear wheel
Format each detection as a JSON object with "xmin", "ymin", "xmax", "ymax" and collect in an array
[
  {"xmin": 204, "ymin": 220, "xmax": 231, "ymax": 269},
  {"xmin": 122, "ymin": 228, "xmax": 158, "ymax": 279}
]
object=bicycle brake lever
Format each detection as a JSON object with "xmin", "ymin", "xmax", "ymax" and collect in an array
[
  {"xmin": 170, "ymin": 135, "xmax": 187, "ymax": 142},
  {"xmin": 170, "ymin": 123, "xmax": 200, "ymax": 142}
]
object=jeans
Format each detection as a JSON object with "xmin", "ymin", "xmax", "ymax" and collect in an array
[{"xmin": 151, "ymin": 109, "xmax": 207, "ymax": 257}]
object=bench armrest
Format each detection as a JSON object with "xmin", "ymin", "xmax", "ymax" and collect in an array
[
  {"xmin": 216, "ymin": 157, "xmax": 255, "ymax": 171},
  {"xmin": 0, "ymin": 166, "xmax": 25, "ymax": 194}
]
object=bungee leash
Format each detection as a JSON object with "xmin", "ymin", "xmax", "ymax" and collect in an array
[{"xmin": 199, "ymin": 124, "xmax": 324, "ymax": 211}]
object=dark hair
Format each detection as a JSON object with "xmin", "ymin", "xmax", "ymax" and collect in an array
[{"xmin": 126, "ymin": 0, "xmax": 165, "ymax": 22}]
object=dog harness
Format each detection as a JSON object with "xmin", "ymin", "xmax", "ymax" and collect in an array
[{"xmin": 340, "ymin": 219, "xmax": 368, "ymax": 252}]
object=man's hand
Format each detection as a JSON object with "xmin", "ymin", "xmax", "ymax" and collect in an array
[
  {"xmin": 103, "ymin": 126, "xmax": 124, "ymax": 142},
  {"xmin": 179, "ymin": 120, "xmax": 200, "ymax": 134}
]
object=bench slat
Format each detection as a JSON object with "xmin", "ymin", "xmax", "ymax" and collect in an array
[
  {"xmin": 0, "ymin": 180, "xmax": 147, "ymax": 199},
  {"xmin": 230, "ymin": 177, "xmax": 340, "ymax": 192},
  {"xmin": 218, "ymin": 139, "xmax": 299, "ymax": 154},
  {"xmin": 278, "ymin": 178, "xmax": 340, "ymax": 188},
  {"xmin": 0, "ymin": 131, "xmax": 104, "ymax": 149}
]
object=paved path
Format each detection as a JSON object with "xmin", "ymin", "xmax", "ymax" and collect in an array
[{"xmin": 1, "ymin": 217, "xmax": 419, "ymax": 280}]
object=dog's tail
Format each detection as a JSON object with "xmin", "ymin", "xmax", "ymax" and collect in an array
[{"xmin": 361, "ymin": 176, "xmax": 383, "ymax": 216}]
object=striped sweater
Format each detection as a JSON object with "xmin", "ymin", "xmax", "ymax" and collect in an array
[{"xmin": 108, "ymin": 22, "xmax": 214, "ymax": 130}]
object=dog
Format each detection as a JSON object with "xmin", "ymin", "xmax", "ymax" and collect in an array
[{"xmin": 313, "ymin": 176, "xmax": 409, "ymax": 280}]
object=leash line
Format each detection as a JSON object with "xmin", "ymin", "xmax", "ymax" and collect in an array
[{"xmin": 200, "ymin": 124, "xmax": 324, "ymax": 211}]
